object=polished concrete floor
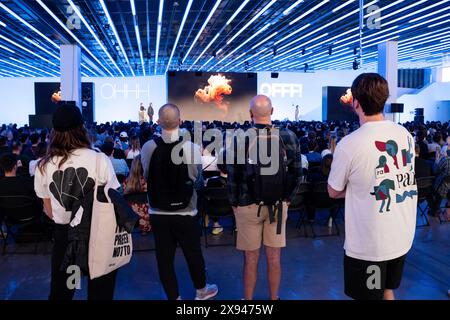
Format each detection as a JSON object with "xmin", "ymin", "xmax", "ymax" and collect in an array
[{"xmin": 1, "ymin": 211, "xmax": 449, "ymax": 300}]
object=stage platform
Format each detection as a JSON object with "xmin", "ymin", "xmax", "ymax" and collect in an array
[{"xmin": 0, "ymin": 210, "xmax": 448, "ymax": 300}]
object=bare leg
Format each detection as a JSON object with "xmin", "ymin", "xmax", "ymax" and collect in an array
[
  {"xmin": 383, "ymin": 289, "xmax": 395, "ymax": 300},
  {"xmin": 243, "ymin": 249, "xmax": 260, "ymax": 300},
  {"xmin": 265, "ymin": 246, "xmax": 281, "ymax": 300}
]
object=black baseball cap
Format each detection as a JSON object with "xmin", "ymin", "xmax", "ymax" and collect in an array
[{"xmin": 52, "ymin": 103, "xmax": 84, "ymax": 132}]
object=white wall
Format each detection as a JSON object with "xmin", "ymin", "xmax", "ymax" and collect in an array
[
  {"xmin": 1, "ymin": 70, "xmax": 448, "ymax": 125},
  {"xmin": 397, "ymin": 82, "xmax": 450, "ymax": 122},
  {"xmin": 0, "ymin": 77, "xmax": 57, "ymax": 126},
  {"xmin": 257, "ymin": 70, "xmax": 367, "ymax": 121},
  {"xmin": 0, "ymin": 76, "xmax": 167, "ymax": 126}
]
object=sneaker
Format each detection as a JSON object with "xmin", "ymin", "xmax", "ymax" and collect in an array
[
  {"xmin": 212, "ymin": 227, "xmax": 223, "ymax": 235},
  {"xmin": 195, "ymin": 284, "xmax": 218, "ymax": 300}
]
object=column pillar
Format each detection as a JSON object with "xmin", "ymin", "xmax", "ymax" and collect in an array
[
  {"xmin": 60, "ymin": 44, "xmax": 81, "ymax": 109},
  {"xmin": 378, "ymin": 40, "xmax": 398, "ymax": 122}
]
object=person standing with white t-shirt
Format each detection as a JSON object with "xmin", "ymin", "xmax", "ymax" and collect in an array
[
  {"xmin": 34, "ymin": 104, "xmax": 121, "ymax": 300},
  {"xmin": 328, "ymin": 73, "xmax": 417, "ymax": 300}
]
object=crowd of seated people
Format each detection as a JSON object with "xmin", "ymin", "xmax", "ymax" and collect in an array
[{"xmin": 0, "ymin": 118, "xmax": 449, "ymax": 235}]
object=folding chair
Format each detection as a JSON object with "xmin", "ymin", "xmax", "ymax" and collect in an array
[
  {"xmin": 287, "ymin": 182, "xmax": 312, "ymax": 237},
  {"xmin": 305, "ymin": 182, "xmax": 341, "ymax": 238},
  {"xmin": 435, "ymin": 176, "xmax": 450, "ymax": 224},
  {"xmin": 201, "ymin": 184, "xmax": 236, "ymax": 248},
  {"xmin": 0, "ymin": 195, "xmax": 44, "ymax": 255},
  {"xmin": 416, "ymin": 176, "xmax": 434, "ymax": 227}
]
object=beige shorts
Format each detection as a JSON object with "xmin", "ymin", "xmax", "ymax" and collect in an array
[{"xmin": 234, "ymin": 202, "xmax": 288, "ymax": 251}]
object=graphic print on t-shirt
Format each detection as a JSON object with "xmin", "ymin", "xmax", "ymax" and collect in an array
[
  {"xmin": 371, "ymin": 136, "xmax": 417, "ymax": 213},
  {"xmin": 49, "ymin": 167, "xmax": 95, "ymax": 211},
  {"xmin": 375, "ymin": 140, "xmax": 399, "ymax": 170},
  {"xmin": 370, "ymin": 179, "xmax": 395, "ymax": 213},
  {"xmin": 376, "ymin": 156, "xmax": 390, "ymax": 174}
]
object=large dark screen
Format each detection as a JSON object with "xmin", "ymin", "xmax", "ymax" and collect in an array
[
  {"xmin": 322, "ymin": 86, "xmax": 358, "ymax": 122},
  {"xmin": 34, "ymin": 82, "xmax": 94, "ymax": 117}
]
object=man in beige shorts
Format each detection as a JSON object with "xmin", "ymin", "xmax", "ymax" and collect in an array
[{"xmin": 227, "ymin": 95, "xmax": 302, "ymax": 300}]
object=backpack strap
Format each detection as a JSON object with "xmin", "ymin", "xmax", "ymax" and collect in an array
[
  {"xmin": 267, "ymin": 201, "xmax": 283, "ymax": 235},
  {"xmin": 154, "ymin": 136, "xmax": 164, "ymax": 147},
  {"xmin": 154, "ymin": 135, "xmax": 183, "ymax": 147}
]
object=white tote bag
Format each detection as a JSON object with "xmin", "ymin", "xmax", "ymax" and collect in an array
[{"xmin": 88, "ymin": 154, "xmax": 133, "ymax": 280}]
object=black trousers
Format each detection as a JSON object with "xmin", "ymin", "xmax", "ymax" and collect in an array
[
  {"xmin": 151, "ymin": 214, "xmax": 206, "ymax": 300},
  {"xmin": 49, "ymin": 224, "xmax": 117, "ymax": 300}
]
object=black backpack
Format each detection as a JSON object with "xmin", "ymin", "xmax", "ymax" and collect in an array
[
  {"xmin": 147, "ymin": 137, "xmax": 194, "ymax": 211},
  {"xmin": 244, "ymin": 126, "xmax": 288, "ymax": 234}
]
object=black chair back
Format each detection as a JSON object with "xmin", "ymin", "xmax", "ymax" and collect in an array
[
  {"xmin": 308, "ymin": 161, "xmax": 321, "ymax": 169},
  {"xmin": 311, "ymin": 181, "xmax": 336, "ymax": 209},
  {"xmin": 417, "ymin": 176, "xmax": 434, "ymax": 200},
  {"xmin": 123, "ymin": 192, "xmax": 148, "ymax": 204},
  {"xmin": 203, "ymin": 186, "xmax": 232, "ymax": 217},
  {"xmin": 0, "ymin": 195, "xmax": 39, "ymax": 222},
  {"xmin": 203, "ymin": 171, "xmax": 221, "ymax": 179},
  {"xmin": 289, "ymin": 182, "xmax": 311, "ymax": 210}
]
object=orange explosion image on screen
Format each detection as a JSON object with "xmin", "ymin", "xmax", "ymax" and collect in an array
[
  {"xmin": 195, "ymin": 74, "xmax": 233, "ymax": 112},
  {"xmin": 51, "ymin": 89, "xmax": 62, "ymax": 104},
  {"xmin": 340, "ymin": 88, "xmax": 353, "ymax": 106}
]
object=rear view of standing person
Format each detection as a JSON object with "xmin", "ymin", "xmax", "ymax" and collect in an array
[
  {"xmin": 147, "ymin": 103, "xmax": 154, "ymax": 123},
  {"xmin": 141, "ymin": 103, "xmax": 218, "ymax": 300},
  {"xmin": 34, "ymin": 104, "xmax": 120, "ymax": 300},
  {"xmin": 328, "ymin": 73, "xmax": 418, "ymax": 300},
  {"xmin": 227, "ymin": 95, "xmax": 302, "ymax": 300}
]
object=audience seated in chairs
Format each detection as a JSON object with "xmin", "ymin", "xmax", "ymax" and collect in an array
[
  {"xmin": 306, "ymin": 140, "xmax": 322, "ymax": 164},
  {"xmin": 28, "ymin": 142, "xmax": 47, "ymax": 177},
  {"xmin": 0, "ymin": 153, "xmax": 38, "ymax": 204},
  {"xmin": 101, "ymin": 142, "xmax": 129, "ymax": 177},
  {"xmin": 21, "ymin": 133, "xmax": 40, "ymax": 160},
  {"xmin": 125, "ymin": 135, "xmax": 141, "ymax": 160},
  {"xmin": 432, "ymin": 147, "xmax": 450, "ymax": 221},
  {"xmin": 0, "ymin": 153, "xmax": 43, "ymax": 252},
  {"xmin": 0, "ymin": 136, "xmax": 10, "ymax": 157},
  {"xmin": 415, "ymin": 143, "xmax": 433, "ymax": 179},
  {"xmin": 414, "ymin": 143, "xmax": 435, "ymax": 225},
  {"xmin": 416, "ymin": 130, "xmax": 430, "ymax": 159},
  {"xmin": 11, "ymin": 141, "xmax": 30, "ymax": 177},
  {"xmin": 123, "ymin": 155, "xmax": 151, "ymax": 235},
  {"xmin": 428, "ymin": 132, "xmax": 443, "ymax": 158},
  {"xmin": 103, "ymin": 136, "xmax": 126, "ymax": 160}
]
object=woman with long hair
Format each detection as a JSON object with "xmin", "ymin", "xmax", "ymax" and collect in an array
[
  {"xmin": 125, "ymin": 135, "xmax": 141, "ymax": 160},
  {"xmin": 34, "ymin": 104, "xmax": 120, "ymax": 300},
  {"xmin": 123, "ymin": 155, "xmax": 151, "ymax": 234}
]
